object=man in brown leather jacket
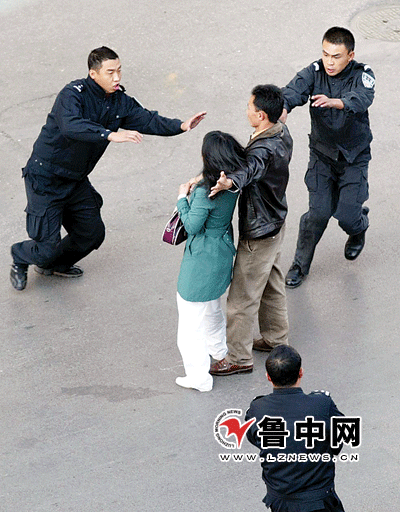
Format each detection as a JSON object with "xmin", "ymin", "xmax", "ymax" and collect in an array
[{"xmin": 210, "ymin": 84, "xmax": 293, "ymax": 376}]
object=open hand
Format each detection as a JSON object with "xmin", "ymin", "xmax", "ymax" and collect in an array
[
  {"xmin": 209, "ymin": 172, "xmax": 233, "ymax": 197},
  {"xmin": 181, "ymin": 111, "xmax": 207, "ymax": 132}
]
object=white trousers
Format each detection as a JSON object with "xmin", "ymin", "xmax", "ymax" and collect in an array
[{"xmin": 177, "ymin": 292, "xmax": 228, "ymax": 389}]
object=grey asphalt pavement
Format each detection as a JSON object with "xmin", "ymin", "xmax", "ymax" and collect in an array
[{"xmin": 1, "ymin": 0, "xmax": 399, "ymax": 511}]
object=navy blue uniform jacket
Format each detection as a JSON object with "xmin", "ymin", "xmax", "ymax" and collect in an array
[
  {"xmin": 245, "ymin": 387, "xmax": 344, "ymax": 511},
  {"xmin": 24, "ymin": 76, "xmax": 183, "ymax": 181},
  {"xmin": 283, "ymin": 59, "xmax": 374, "ymax": 163}
]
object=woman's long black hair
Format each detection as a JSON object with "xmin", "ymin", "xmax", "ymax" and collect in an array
[{"xmin": 200, "ymin": 131, "xmax": 246, "ymax": 198}]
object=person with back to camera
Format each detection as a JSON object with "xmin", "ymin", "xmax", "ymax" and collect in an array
[
  {"xmin": 245, "ymin": 345, "xmax": 346, "ymax": 512},
  {"xmin": 10, "ymin": 46, "xmax": 206, "ymax": 291},
  {"xmin": 208, "ymin": 84, "xmax": 292, "ymax": 376},
  {"xmin": 175, "ymin": 131, "xmax": 246, "ymax": 392},
  {"xmin": 282, "ymin": 27, "xmax": 375, "ymax": 288}
]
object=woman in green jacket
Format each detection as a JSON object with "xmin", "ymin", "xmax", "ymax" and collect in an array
[{"xmin": 176, "ymin": 131, "xmax": 246, "ymax": 392}]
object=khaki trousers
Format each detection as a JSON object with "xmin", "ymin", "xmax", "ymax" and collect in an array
[{"xmin": 226, "ymin": 225, "xmax": 289, "ymax": 366}]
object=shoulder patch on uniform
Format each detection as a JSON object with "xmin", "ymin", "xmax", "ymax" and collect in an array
[
  {"xmin": 362, "ymin": 72, "xmax": 375, "ymax": 89},
  {"xmin": 73, "ymin": 84, "xmax": 84, "ymax": 93},
  {"xmin": 310, "ymin": 389, "xmax": 330, "ymax": 396},
  {"xmin": 313, "ymin": 62, "xmax": 320, "ymax": 71},
  {"xmin": 364, "ymin": 64, "xmax": 371, "ymax": 71}
]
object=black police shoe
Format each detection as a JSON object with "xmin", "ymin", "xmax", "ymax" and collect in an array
[
  {"xmin": 285, "ymin": 264, "xmax": 305, "ymax": 288},
  {"xmin": 344, "ymin": 229, "xmax": 367, "ymax": 260},
  {"xmin": 10, "ymin": 263, "xmax": 28, "ymax": 291},
  {"xmin": 344, "ymin": 207, "xmax": 369, "ymax": 261},
  {"xmin": 34, "ymin": 265, "xmax": 84, "ymax": 277}
]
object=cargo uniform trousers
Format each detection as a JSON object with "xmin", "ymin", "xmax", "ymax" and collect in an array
[
  {"xmin": 226, "ymin": 224, "xmax": 289, "ymax": 366},
  {"xmin": 11, "ymin": 174, "xmax": 105, "ymax": 271},
  {"xmin": 293, "ymin": 147, "xmax": 370, "ymax": 274}
]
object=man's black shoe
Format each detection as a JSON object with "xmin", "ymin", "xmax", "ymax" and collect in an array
[
  {"xmin": 344, "ymin": 207, "xmax": 369, "ymax": 261},
  {"xmin": 285, "ymin": 264, "xmax": 305, "ymax": 289},
  {"xmin": 344, "ymin": 230, "xmax": 366, "ymax": 260},
  {"xmin": 10, "ymin": 264, "xmax": 28, "ymax": 291},
  {"xmin": 34, "ymin": 265, "xmax": 84, "ymax": 278}
]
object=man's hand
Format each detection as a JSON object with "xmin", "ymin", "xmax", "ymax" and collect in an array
[
  {"xmin": 181, "ymin": 111, "xmax": 207, "ymax": 132},
  {"xmin": 209, "ymin": 172, "xmax": 233, "ymax": 197},
  {"xmin": 311, "ymin": 95, "xmax": 344, "ymax": 109},
  {"xmin": 108, "ymin": 130, "xmax": 143, "ymax": 143},
  {"xmin": 279, "ymin": 108, "xmax": 288, "ymax": 124}
]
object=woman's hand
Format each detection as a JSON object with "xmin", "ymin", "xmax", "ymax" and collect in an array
[
  {"xmin": 188, "ymin": 173, "xmax": 203, "ymax": 192},
  {"xmin": 178, "ymin": 182, "xmax": 191, "ymax": 196}
]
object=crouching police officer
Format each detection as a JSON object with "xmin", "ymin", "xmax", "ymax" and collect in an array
[{"xmin": 245, "ymin": 345, "xmax": 347, "ymax": 511}]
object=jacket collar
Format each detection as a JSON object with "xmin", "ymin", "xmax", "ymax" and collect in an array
[
  {"xmin": 319, "ymin": 58, "xmax": 355, "ymax": 80},
  {"xmin": 248, "ymin": 121, "xmax": 284, "ymax": 147},
  {"xmin": 85, "ymin": 75, "xmax": 113, "ymax": 99},
  {"xmin": 272, "ymin": 387, "xmax": 303, "ymax": 394}
]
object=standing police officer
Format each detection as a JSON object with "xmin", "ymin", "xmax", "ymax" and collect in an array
[
  {"xmin": 282, "ymin": 27, "xmax": 375, "ymax": 288},
  {"xmin": 10, "ymin": 46, "xmax": 206, "ymax": 291}
]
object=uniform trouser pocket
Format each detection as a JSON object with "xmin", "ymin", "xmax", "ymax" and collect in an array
[
  {"xmin": 304, "ymin": 153, "xmax": 319, "ymax": 193},
  {"xmin": 13, "ymin": 175, "xmax": 104, "ymax": 267},
  {"xmin": 334, "ymin": 153, "xmax": 370, "ymax": 234}
]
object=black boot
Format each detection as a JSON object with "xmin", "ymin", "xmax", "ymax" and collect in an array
[
  {"xmin": 344, "ymin": 206, "xmax": 369, "ymax": 261},
  {"xmin": 344, "ymin": 229, "xmax": 367, "ymax": 260},
  {"xmin": 285, "ymin": 264, "xmax": 305, "ymax": 288},
  {"xmin": 10, "ymin": 263, "xmax": 28, "ymax": 291},
  {"xmin": 34, "ymin": 265, "xmax": 84, "ymax": 277}
]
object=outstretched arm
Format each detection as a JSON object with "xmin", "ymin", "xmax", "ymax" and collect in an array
[
  {"xmin": 181, "ymin": 111, "xmax": 207, "ymax": 132},
  {"xmin": 209, "ymin": 172, "xmax": 233, "ymax": 197},
  {"xmin": 311, "ymin": 95, "xmax": 344, "ymax": 109}
]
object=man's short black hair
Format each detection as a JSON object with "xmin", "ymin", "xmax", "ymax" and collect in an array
[
  {"xmin": 88, "ymin": 46, "xmax": 119, "ymax": 71},
  {"xmin": 251, "ymin": 84, "xmax": 284, "ymax": 124},
  {"xmin": 323, "ymin": 27, "xmax": 355, "ymax": 53},
  {"xmin": 266, "ymin": 345, "xmax": 301, "ymax": 387}
]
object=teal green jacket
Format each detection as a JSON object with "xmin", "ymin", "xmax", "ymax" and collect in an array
[{"xmin": 177, "ymin": 183, "xmax": 238, "ymax": 302}]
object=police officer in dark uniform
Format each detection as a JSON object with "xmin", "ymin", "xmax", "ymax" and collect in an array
[
  {"xmin": 10, "ymin": 46, "xmax": 206, "ymax": 291},
  {"xmin": 245, "ymin": 345, "xmax": 346, "ymax": 512},
  {"xmin": 282, "ymin": 27, "xmax": 375, "ymax": 288}
]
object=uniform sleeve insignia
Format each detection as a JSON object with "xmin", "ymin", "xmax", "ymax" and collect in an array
[
  {"xmin": 73, "ymin": 84, "xmax": 84, "ymax": 93},
  {"xmin": 313, "ymin": 62, "xmax": 320, "ymax": 71},
  {"xmin": 311, "ymin": 389, "xmax": 330, "ymax": 396},
  {"xmin": 362, "ymin": 72, "xmax": 375, "ymax": 89}
]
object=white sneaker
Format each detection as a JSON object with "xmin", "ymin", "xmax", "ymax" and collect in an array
[{"xmin": 175, "ymin": 376, "xmax": 212, "ymax": 392}]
